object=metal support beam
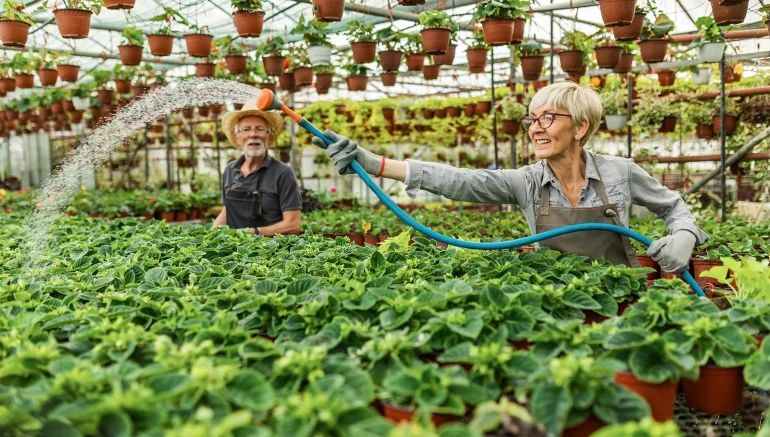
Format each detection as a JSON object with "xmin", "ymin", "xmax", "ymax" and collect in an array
[
  {"xmin": 1, "ymin": 43, "xmax": 196, "ymax": 65},
  {"xmin": 719, "ymin": 58, "xmax": 726, "ymax": 221}
]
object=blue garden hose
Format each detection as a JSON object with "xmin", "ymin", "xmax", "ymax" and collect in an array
[{"xmin": 257, "ymin": 91, "xmax": 705, "ymax": 297}]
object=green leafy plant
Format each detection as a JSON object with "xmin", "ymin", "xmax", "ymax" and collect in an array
[
  {"xmin": 594, "ymin": 28, "xmax": 616, "ymax": 48},
  {"xmin": 418, "ymin": 10, "xmax": 451, "ymax": 29},
  {"xmin": 471, "ymin": 0, "xmax": 531, "ymax": 21},
  {"xmin": 214, "ymin": 35, "xmax": 245, "ymax": 56},
  {"xmin": 377, "ymin": 28, "xmax": 404, "ymax": 51},
  {"xmin": 58, "ymin": 0, "xmax": 102, "ymax": 13},
  {"xmin": 640, "ymin": 14, "xmax": 674, "ymax": 41},
  {"xmin": 601, "ymin": 88, "xmax": 627, "ymax": 116},
  {"xmin": 402, "ymin": 33, "xmax": 424, "ymax": 54},
  {"xmin": 111, "ymin": 64, "xmax": 136, "ymax": 82},
  {"xmin": 121, "ymin": 26, "xmax": 146, "ymax": 46},
  {"xmin": 291, "ymin": 15, "xmax": 332, "ymax": 47},
  {"xmin": 9, "ymin": 52, "xmax": 33, "ymax": 75},
  {"xmin": 560, "ymin": 30, "xmax": 594, "ymax": 64},
  {"xmin": 1, "ymin": 0, "xmax": 35, "ymax": 24},
  {"xmin": 467, "ymin": 29, "xmax": 488, "ymax": 50},
  {"xmin": 342, "ymin": 57, "xmax": 371, "ymax": 77},
  {"xmin": 345, "ymin": 19, "xmax": 376, "ymax": 43},
  {"xmin": 31, "ymin": 48, "xmax": 61, "ymax": 70},
  {"xmin": 591, "ymin": 418, "xmax": 683, "ymax": 437},
  {"xmin": 724, "ymin": 299, "xmax": 770, "ymax": 336},
  {"xmin": 632, "ymin": 93, "xmax": 677, "ymax": 131},
  {"xmin": 231, "ymin": 0, "xmax": 262, "ymax": 12},
  {"xmin": 149, "ymin": 7, "xmax": 188, "ymax": 35},
  {"xmin": 500, "ymin": 97, "xmax": 526, "ymax": 121},
  {"xmin": 685, "ymin": 99, "xmax": 716, "ymax": 125},
  {"xmin": 701, "ymin": 257, "xmax": 770, "ymax": 301},
  {"xmin": 517, "ymin": 39, "xmax": 545, "ymax": 56},
  {"xmin": 691, "ymin": 16, "xmax": 738, "ymax": 46},
  {"xmin": 255, "ymin": 36, "xmax": 285, "ymax": 57}
]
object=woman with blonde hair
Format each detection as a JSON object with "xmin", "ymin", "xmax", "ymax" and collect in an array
[{"xmin": 314, "ymin": 82, "xmax": 707, "ymax": 272}]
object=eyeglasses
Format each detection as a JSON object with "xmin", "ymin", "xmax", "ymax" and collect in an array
[
  {"xmin": 520, "ymin": 113, "xmax": 571, "ymax": 130},
  {"xmin": 238, "ymin": 126, "xmax": 270, "ymax": 135}
]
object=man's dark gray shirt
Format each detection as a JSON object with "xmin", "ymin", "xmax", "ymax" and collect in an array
[{"xmin": 221, "ymin": 154, "xmax": 301, "ymax": 229}]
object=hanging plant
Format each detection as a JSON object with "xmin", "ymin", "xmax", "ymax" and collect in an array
[
  {"xmin": 418, "ymin": 10, "xmax": 451, "ymax": 55},
  {"xmin": 402, "ymin": 33, "xmax": 425, "ymax": 71},
  {"xmin": 345, "ymin": 19, "xmax": 377, "ymax": 63},
  {"xmin": 312, "ymin": 0, "xmax": 344, "ymax": 22},
  {"xmin": 288, "ymin": 45, "xmax": 313, "ymax": 87},
  {"xmin": 633, "ymin": 92, "xmax": 678, "ymax": 135},
  {"xmin": 517, "ymin": 40, "xmax": 545, "ymax": 80},
  {"xmin": 593, "ymin": 29, "xmax": 622, "ymax": 69},
  {"xmin": 712, "ymin": 96, "xmax": 739, "ymax": 136},
  {"xmin": 255, "ymin": 36, "xmax": 286, "ymax": 75},
  {"xmin": 54, "ymin": 52, "xmax": 79, "ymax": 82},
  {"xmin": 9, "ymin": 52, "xmax": 34, "ymax": 88},
  {"xmin": 52, "ymin": 0, "xmax": 101, "ymax": 39},
  {"xmin": 215, "ymin": 35, "xmax": 247, "ymax": 73},
  {"xmin": 558, "ymin": 30, "xmax": 593, "ymax": 73},
  {"xmin": 687, "ymin": 99, "xmax": 716, "ymax": 139},
  {"xmin": 342, "ymin": 57, "xmax": 370, "ymax": 91},
  {"xmin": 32, "ymin": 48, "xmax": 61, "ymax": 87},
  {"xmin": 291, "ymin": 15, "xmax": 333, "ymax": 66},
  {"xmin": 601, "ymin": 87, "xmax": 628, "ymax": 131},
  {"xmin": 103, "ymin": 0, "xmax": 133, "ymax": 10},
  {"xmin": 638, "ymin": 13, "xmax": 673, "ymax": 64},
  {"xmin": 377, "ymin": 28, "xmax": 404, "ymax": 71},
  {"xmin": 184, "ymin": 23, "xmax": 213, "ymax": 58},
  {"xmin": 711, "ymin": 0, "xmax": 748, "ymax": 25},
  {"xmin": 613, "ymin": 5, "xmax": 646, "ymax": 41},
  {"xmin": 119, "ymin": 26, "xmax": 146, "ymax": 66},
  {"xmin": 691, "ymin": 16, "xmax": 738, "ymax": 63},
  {"xmin": 111, "ymin": 64, "xmax": 134, "ymax": 93},
  {"xmin": 314, "ymin": 64, "xmax": 334, "ymax": 91},
  {"xmin": 0, "ymin": 1, "xmax": 35, "ymax": 47},
  {"xmin": 473, "ymin": 0, "xmax": 530, "ymax": 46},
  {"xmin": 466, "ymin": 28, "xmax": 488, "ymax": 73},
  {"xmin": 612, "ymin": 41, "xmax": 636, "ymax": 74},
  {"xmin": 500, "ymin": 96, "xmax": 526, "ymax": 135},
  {"xmin": 598, "ymin": 0, "xmax": 636, "ymax": 27},
  {"xmin": 148, "ymin": 8, "xmax": 186, "ymax": 56},
  {"xmin": 231, "ymin": 0, "xmax": 264, "ymax": 37},
  {"xmin": 433, "ymin": 20, "xmax": 459, "ymax": 64}
]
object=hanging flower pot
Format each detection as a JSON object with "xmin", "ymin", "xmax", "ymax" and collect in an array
[
  {"xmin": 481, "ymin": 18, "xmax": 514, "ymax": 46},
  {"xmin": 313, "ymin": 0, "xmax": 344, "ymax": 22},
  {"xmin": 423, "ymin": 64, "xmax": 440, "ymax": 80},
  {"xmin": 70, "ymin": 110, "xmax": 84, "ymax": 124},
  {"xmin": 605, "ymin": 114, "xmax": 628, "ymax": 131},
  {"xmin": 15, "ymin": 73, "xmax": 33, "ymax": 89},
  {"xmin": 421, "ymin": 28, "xmax": 451, "ymax": 54},
  {"xmin": 53, "ymin": 9, "xmax": 92, "ymax": 39},
  {"xmin": 315, "ymin": 73, "xmax": 333, "ymax": 89},
  {"xmin": 195, "ymin": 62, "xmax": 216, "ymax": 78},
  {"xmin": 467, "ymin": 48, "xmax": 488, "ymax": 71},
  {"xmin": 657, "ymin": 69, "xmax": 675, "ymax": 86},
  {"xmin": 37, "ymin": 68, "xmax": 58, "ymax": 86},
  {"xmin": 683, "ymin": 365, "xmax": 745, "ymax": 415},
  {"xmin": 659, "ymin": 116, "xmax": 677, "ymax": 133},
  {"xmin": 693, "ymin": 67, "xmax": 712, "ymax": 85},
  {"xmin": 378, "ymin": 50, "xmax": 402, "ymax": 71},
  {"xmin": 148, "ymin": 34, "xmax": 174, "ymax": 56},
  {"xmin": 198, "ymin": 105, "xmax": 210, "ymax": 118},
  {"xmin": 422, "ymin": 109, "xmax": 435, "ymax": 119},
  {"xmin": 510, "ymin": 18, "xmax": 526, "ymax": 44},
  {"xmin": 103, "ymin": 0, "xmax": 134, "ymax": 9},
  {"xmin": 351, "ymin": 41, "xmax": 377, "ymax": 63},
  {"xmin": 233, "ymin": 10, "xmax": 264, "ymax": 37},
  {"xmin": 476, "ymin": 101, "xmax": 491, "ymax": 114},
  {"xmin": 502, "ymin": 120, "xmax": 520, "ymax": 135},
  {"xmin": 131, "ymin": 85, "xmax": 149, "ymax": 98},
  {"xmin": 51, "ymin": 102, "xmax": 63, "ymax": 115},
  {"xmin": 612, "ymin": 53, "xmax": 634, "ymax": 74},
  {"xmin": 263, "ymin": 56, "xmax": 286, "ymax": 76},
  {"xmin": 533, "ymin": 80, "xmax": 548, "ymax": 91},
  {"xmin": 98, "ymin": 89, "xmax": 115, "ymax": 105},
  {"xmin": 713, "ymin": 114, "xmax": 738, "ymax": 135},
  {"xmin": 56, "ymin": 64, "xmax": 80, "ymax": 82},
  {"xmin": 435, "ymin": 108, "xmax": 447, "ymax": 118},
  {"xmin": 711, "ymin": 0, "xmax": 748, "ymax": 25},
  {"xmin": 225, "ymin": 55, "xmax": 247, "ymax": 74},
  {"xmin": 614, "ymin": 372, "xmax": 677, "ymax": 422},
  {"xmin": 380, "ymin": 72, "xmax": 398, "ymax": 87},
  {"xmin": 696, "ymin": 123, "xmax": 714, "ymax": 139},
  {"xmin": 114, "ymin": 79, "xmax": 131, "ymax": 94},
  {"xmin": 613, "ymin": 12, "xmax": 644, "ymax": 41},
  {"xmin": 464, "ymin": 103, "xmax": 476, "ymax": 117},
  {"xmin": 119, "ymin": 45, "xmax": 143, "ymax": 66},
  {"xmin": 558, "ymin": 50, "xmax": 584, "ymax": 72},
  {"xmin": 521, "ymin": 55, "xmax": 544, "ymax": 81},
  {"xmin": 346, "ymin": 75, "xmax": 368, "ymax": 91},
  {"xmin": 293, "ymin": 67, "xmax": 314, "ymax": 87},
  {"xmin": 382, "ymin": 108, "xmax": 395, "ymax": 121},
  {"xmin": 598, "ymin": 0, "xmax": 636, "ymax": 27},
  {"xmin": 432, "ymin": 45, "xmax": 456, "ymax": 65},
  {"xmin": 0, "ymin": 20, "xmax": 31, "ymax": 47},
  {"xmin": 699, "ymin": 41, "xmax": 726, "ymax": 63},
  {"xmin": 638, "ymin": 39, "xmax": 668, "ymax": 63},
  {"xmin": 278, "ymin": 73, "xmax": 296, "ymax": 91},
  {"xmin": 447, "ymin": 106, "xmax": 461, "ymax": 117},
  {"xmin": 406, "ymin": 53, "xmax": 425, "ymax": 71},
  {"xmin": 184, "ymin": 33, "xmax": 214, "ymax": 57},
  {"xmin": 308, "ymin": 45, "xmax": 332, "ymax": 66},
  {"xmin": 595, "ymin": 46, "xmax": 622, "ymax": 68}
]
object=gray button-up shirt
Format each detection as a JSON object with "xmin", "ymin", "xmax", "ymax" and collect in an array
[{"xmin": 405, "ymin": 149, "xmax": 708, "ymax": 244}]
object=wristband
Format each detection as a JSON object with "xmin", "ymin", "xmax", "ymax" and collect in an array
[{"xmin": 375, "ymin": 156, "xmax": 386, "ymax": 178}]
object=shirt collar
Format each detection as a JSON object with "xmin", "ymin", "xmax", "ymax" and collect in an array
[
  {"xmin": 540, "ymin": 149, "xmax": 601, "ymax": 187},
  {"xmin": 232, "ymin": 154, "xmax": 274, "ymax": 175}
]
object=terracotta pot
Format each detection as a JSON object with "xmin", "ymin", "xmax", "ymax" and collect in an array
[
  {"xmin": 423, "ymin": 64, "xmax": 440, "ymax": 80},
  {"xmin": 711, "ymin": 0, "xmax": 748, "ymax": 25},
  {"xmin": 346, "ymin": 75, "xmax": 368, "ymax": 91},
  {"xmin": 584, "ymin": 311, "xmax": 608, "ymax": 324},
  {"xmin": 0, "ymin": 78, "xmax": 14, "ymax": 93},
  {"xmin": 520, "ymin": 55, "xmax": 545, "ymax": 81},
  {"xmin": 692, "ymin": 259, "xmax": 737, "ymax": 289},
  {"xmin": 502, "ymin": 120, "xmax": 520, "ymax": 135},
  {"xmin": 233, "ymin": 10, "xmax": 264, "ymax": 37},
  {"xmin": 70, "ymin": 110, "xmax": 84, "ymax": 124},
  {"xmin": 53, "ymin": 9, "xmax": 91, "ymax": 39},
  {"xmin": 378, "ymin": 50, "xmax": 402, "ymax": 71},
  {"xmin": 406, "ymin": 53, "xmax": 425, "ymax": 71},
  {"xmin": 466, "ymin": 48, "xmax": 488, "ymax": 70},
  {"xmin": 510, "ymin": 18, "xmax": 526, "ymax": 44},
  {"xmin": 476, "ymin": 101, "xmax": 491, "ymax": 114},
  {"xmin": 613, "ymin": 12, "xmax": 644, "ymax": 41},
  {"xmin": 104, "ymin": 0, "xmax": 134, "ymax": 8},
  {"xmin": 657, "ymin": 70, "xmax": 675, "ymax": 86},
  {"xmin": 98, "ymin": 89, "xmax": 114, "ymax": 105},
  {"xmin": 159, "ymin": 211, "xmax": 174, "ymax": 222},
  {"xmin": 381, "ymin": 403, "xmax": 461, "ymax": 427},
  {"xmin": 563, "ymin": 416, "xmax": 606, "ymax": 437},
  {"xmin": 351, "ymin": 41, "xmax": 377, "ymax": 63},
  {"xmin": 313, "ymin": 0, "xmax": 344, "ymax": 21},
  {"xmin": 612, "ymin": 53, "xmax": 634, "ymax": 74},
  {"xmin": 382, "ymin": 108, "xmax": 395, "ymax": 121},
  {"xmin": 637, "ymin": 256, "xmax": 661, "ymax": 280},
  {"xmin": 348, "ymin": 233, "xmax": 365, "ymax": 246},
  {"xmin": 0, "ymin": 20, "xmax": 31, "ymax": 47},
  {"xmin": 185, "ymin": 33, "xmax": 214, "ymax": 58},
  {"xmin": 315, "ymin": 73, "xmax": 333, "ymax": 89},
  {"xmin": 614, "ymin": 372, "xmax": 678, "ymax": 422},
  {"xmin": 432, "ymin": 44, "xmax": 456, "ymax": 65},
  {"xmin": 696, "ymin": 123, "xmax": 714, "ymax": 139},
  {"xmin": 481, "ymin": 18, "xmax": 514, "ymax": 46},
  {"xmin": 15, "ymin": 74, "xmax": 33, "ymax": 89},
  {"xmin": 263, "ymin": 56, "xmax": 286, "ymax": 76},
  {"xmin": 175, "ymin": 212, "xmax": 188, "ymax": 222},
  {"xmin": 381, "ymin": 72, "xmax": 397, "ymax": 86},
  {"xmin": 293, "ymin": 66, "xmax": 314, "ymax": 86},
  {"xmin": 148, "ymin": 34, "xmax": 173, "ymax": 56},
  {"xmin": 659, "ymin": 116, "xmax": 677, "ymax": 133},
  {"xmin": 132, "ymin": 85, "xmax": 150, "ymax": 97},
  {"xmin": 639, "ymin": 39, "xmax": 668, "ymax": 63},
  {"xmin": 595, "ymin": 46, "xmax": 622, "ymax": 68},
  {"xmin": 447, "ymin": 107, "xmax": 461, "ymax": 117},
  {"xmin": 56, "ymin": 64, "xmax": 79, "ymax": 82},
  {"xmin": 713, "ymin": 114, "xmax": 738, "ymax": 135},
  {"xmin": 434, "ymin": 108, "xmax": 446, "ymax": 119},
  {"xmin": 279, "ymin": 73, "xmax": 296, "ymax": 91},
  {"xmin": 119, "ymin": 45, "xmax": 143, "ymax": 65},
  {"xmin": 422, "ymin": 109, "xmax": 435, "ymax": 120},
  {"xmin": 225, "ymin": 55, "xmax": 247, "ymax": 74},
  {"xmin": 463, "ymin": 103, "xmax": 475, "ymax": 117},
  {"xmin": 421, "ymin": 28, "xmax": 450, "ymax": 54},
  {"xmin": 364, "ymin": 235, "xmax": 379, "ymax": 246},
  {"xmin": 558, "ymin": 50, "xmax": 584, "ymax": 72},
  {"xmin": 37, "ymin": 68, "xmax": 59, "ymax": 86},
  {"xmin": 63, "ymin": 100, "xmax": 75, "ymax": 112},
  {"xmin": 683, "ymin": 365, "xmax": 744, "ymax": 415},
  {"xmin": 109, "ymin": 79, "xmax": 130, "ymax": 95},
  {"xmin": 598, "ymin": 0, "xmax": 636, "ymax": 27}
]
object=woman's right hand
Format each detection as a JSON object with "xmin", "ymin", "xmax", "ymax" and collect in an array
[{"xmin": 312, "ymin": 130, "xmax": 383, "ymax": 176}]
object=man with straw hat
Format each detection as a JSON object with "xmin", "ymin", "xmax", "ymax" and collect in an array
[{"xmin": 212, "ymin": 102, "xmax": 302, "ymax": 236}]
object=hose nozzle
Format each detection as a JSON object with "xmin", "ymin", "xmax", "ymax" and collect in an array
[{"xmin": 256, "ymin": 89, "xmax": 284, "ymax": 111}]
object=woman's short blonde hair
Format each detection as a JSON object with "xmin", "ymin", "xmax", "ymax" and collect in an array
[{"xmin": 528, "ymin": 82, "xmax": 602, "ymax": 147}]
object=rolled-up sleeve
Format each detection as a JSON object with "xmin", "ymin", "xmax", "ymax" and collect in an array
[
  {"xmin": 629, "ymin": 162, "xmax": 709, "ymax": 245},
  {"xmin": 404, "ymin": 160, "xmax": 529, "ymax": 206}
]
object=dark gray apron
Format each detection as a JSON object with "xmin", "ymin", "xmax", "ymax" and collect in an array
[
  {"xmin": 535, "ymin": 157, "xmax": 640, "ymax": 267},
  {"xmin": 223, "ymin": 170, "xmax": 269, "ymax": 228}
]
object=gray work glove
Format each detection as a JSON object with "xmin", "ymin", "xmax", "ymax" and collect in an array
[
  {"xmin": 311, "ymin": 130, "xmax": 382, "ymax": 176},
  {"xmin": 646, "ymin": 231, "xmax": 697, "ymax": 273}
]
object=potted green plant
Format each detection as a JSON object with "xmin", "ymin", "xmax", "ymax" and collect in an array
[
  {"xmin": 591, "ymin": 418, "xmax": 683, "ymax": 437},
  {"xmin": 712, "ymin": 96, "xmax": 739, "ymax": 136},
  {"xmin": 345, "ymin": 19, "xmax": 377, "ymax": 64},
  {"xmin": 119, "ymin": 26, "xmax": 145, "ymax": 66},
  {"xmin": 342, "ymin": 58, "xmax": 369, "ymax": 91},
  {"xmin": 634, "ymin": 93, "xmax": 678, "ymax": 134},
  {"xmin": 611, "ymin": 42, "xmax": 636, "ymax": 74},
  {"xmin": 594, "ymin": 28, "xmax": 621, "ymax": 69},
  {"xmin": 0, "ymin": 0, "xmax": 35, "ymax": 47},
  {"xmin": 711, "ymin": 0, "xmax": 749, "ymax": 26},
  {"xmin": 466, "ymin": 29, "xmax": 488, "ymax": 73},
  {"xmin": 184, "ymin": 22, "xmax": 213, "ymax": 58},
  {"xmin": 638, "ymin": 14, "xmax": 673, "ymax": 63},
  {"xmin": 613, "ymin": 5, "xmax": 647, "ymax": 41},
  {"xmin": 291, "ymin": 15, "xmax": 332, "ymax": 66},
  {"xmin": 472, "ymin": 0, "xmax": 530, "ymax": 46},
  {"xmin": 215, "ymin": 35, "xmax": 247, "ymax": 73},
  {"xmin": 422, "ymin": 59, "xmax": 441, "ymax": 80},
  {"xmin": 231, "ymin": 0, "xmax": 263, "ymax": 37},
  {"xmin": 516, "ymin": 40, "xmax": 544, "ymax": 80},
  {"xmin": 51, "ymin": 0, "xmax": 101, "ymax": 39},
  {"xmin": 687, "ymin": 100, "xmax": 716, "ymax": 139},
  {"xmin": 111, "ymin": 64, "xmax": 134, "ymax": 94},
  {"xmin": 418, "ymin": 10, "xmax": 451, "ymax": 55},
  {"xmin": 54, "ymin": 51, "xmax": 78, "ymax": 82},
  {"xmin": 149, "ymin": 8, "xmax": 186, "ymax": 56},
  {"xmin": 597, "ymin": 0, "xmax": 635, "ymax": 27},
  {"xmin": 314, "ymin": 64, "xmax": 334, "ymax": 92},
  {"xmin": 9, "ymin": 52, "xmax": 33, "ymax": 88},
  {"xmin": 601, "ymin": 88, "xmax": 628, "ymax": 131},
  {"xmin": 558, "ymin": 30, "xmax": 593, "ymax": 73},
  {"xmin": 377, "ymin": 28, "xmax": 403, "ymax": 71},
  {"xmin": 71, "ymin": 80, "xmax": 94, "ymax": 110},
  {"xmin": 289, "ymin": 45, "xmax": 313, "ymax": 87},
  {"xmin": 32, "ymin": 48, "xmax": 60, "ymax": 86},
  {"xmin": 500, "ymin": 97, "xmax": 526, "ymax": 135},
  {"xmin": 692, "ymin": 16, "xmax": 737, "ymax": 63},
  {"xmin": 433, "ymin": 20, "xmax": 459, "ymax": 64},
  {"xmin": 103, "ymin": 0, "xmax": 133, "ymax": 10},
  {"xmin": 402, "ymin": 33, "xmax": 425, "ymax": 71},
  {"xmin": 256, "ymin": 36, "xmax": 286, "ymax": 76},
  {"xmin": 761, "ymin": 5, "xmax": 770, "ymax": 36},
  {"xmin": 312, "ymin": 0, "xmax": 343, "ymax": 22}
]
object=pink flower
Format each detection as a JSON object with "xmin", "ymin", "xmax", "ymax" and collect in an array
[{"xmin": 330, "ymin": 187, "xmax": 337, "ymax": 193}]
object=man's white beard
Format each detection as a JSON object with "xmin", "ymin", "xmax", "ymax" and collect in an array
[{"xmin": 243, "ymin": 140, "xmax": 266, "ymax": 158}]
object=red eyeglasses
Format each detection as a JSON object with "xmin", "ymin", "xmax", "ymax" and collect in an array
[{"xmin": 520, "ymin": 113, "xmax": 571, "ymax": 130}]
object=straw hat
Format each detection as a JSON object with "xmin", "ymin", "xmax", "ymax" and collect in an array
[{"xmin": 221, "ymin": 102, "xmax": 284, "ymax": 147}]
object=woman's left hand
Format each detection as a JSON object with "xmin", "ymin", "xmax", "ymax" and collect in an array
[{"xmin": 646, "ymin": 231, "xmax": 697, "ymax": 273}]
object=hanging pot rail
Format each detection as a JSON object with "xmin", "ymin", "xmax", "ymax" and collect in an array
[{"xmin": 634, "ymin": 152, "xmax": 770, "ymax": 164}]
